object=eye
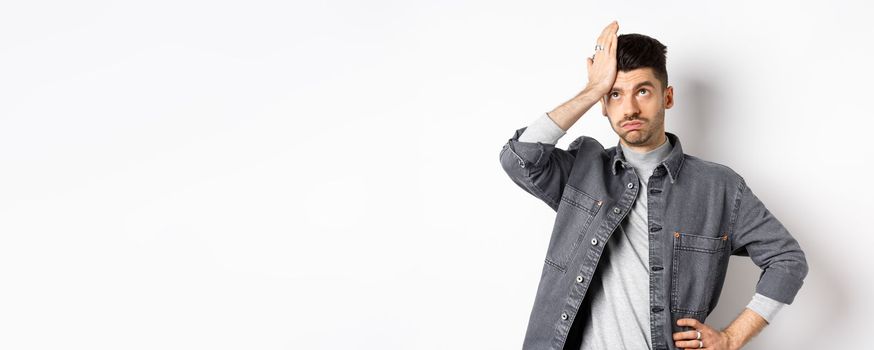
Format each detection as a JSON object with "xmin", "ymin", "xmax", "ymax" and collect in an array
[
  {"xmin": 638, "ymin": 89, "xmax": 649, "ymax": 95},
  {"xmin": 610, "ymin": 92, "xmax": 619, "ymax": 99}
]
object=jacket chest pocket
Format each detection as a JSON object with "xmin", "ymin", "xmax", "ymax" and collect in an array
[
  {"xmin": 544, "ymin": 184, "xmax": 602, "ymax": 272},
  {"xmin": 670, "ymin": 231, "xmax": 729, "ymax": 315}
]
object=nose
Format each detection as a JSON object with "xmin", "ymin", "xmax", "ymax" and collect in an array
[{"xmin": 621, "ymin": 94, "xmax": 641, "ymax": 119}]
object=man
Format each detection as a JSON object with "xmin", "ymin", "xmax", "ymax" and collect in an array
[{"xmin": 498, "ymin": 21, "xmax": 808, "ymax": 350}]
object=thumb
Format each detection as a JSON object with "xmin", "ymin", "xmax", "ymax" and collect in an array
[{"xmin": 586, "ymin": 57, "xmax": 593, "ymax": 70}]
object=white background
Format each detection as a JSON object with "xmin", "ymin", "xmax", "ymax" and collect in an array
[{"xmin": 1, "ymin": 1, "xmax": 871, "ymax": 349}]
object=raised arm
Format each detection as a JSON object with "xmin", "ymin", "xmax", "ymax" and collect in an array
[{"xmin": 498, "ymin": 21, "xmax": 620, "ymax": 210}]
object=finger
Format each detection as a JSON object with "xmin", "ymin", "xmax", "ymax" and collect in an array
[
  {"xmin": 610, "ymin": 24, "xmax": 618, "ymax": 50},
  {"xmin": 603, "ymin": 20, "xmax": 617, "ymax": 33},
  {"xmin": 597, "ymin": 21, "xmax": 616, "ymax": 49},
  {"xmin": 672, "ymin": 330, "xmax": 699, "ymax": 340},
  {"xmin": 677, "ymin": 318, "xmax": 701, "ymax": 329},
  {"xmin": 675, "ymin": 339, "xmax": 704, "ymax": 349},
  {"xmin": 596, "ymin": 38, "xmax": 610, "ymax": 57},
  {"xmin": 605, "ymin": 20, "xmax": 618, "ymax": 41},
  {"xmin": 599, "ymin": 20, "xmax": 615, "ymax": 38}
]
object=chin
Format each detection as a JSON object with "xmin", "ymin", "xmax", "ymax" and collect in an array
[{"xmin": 623, "ymin": 131, "xmax": 650, "ymax": 145}]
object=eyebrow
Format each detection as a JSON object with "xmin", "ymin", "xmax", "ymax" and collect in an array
[{"xmin": 611, "ymin": 81, "xmax": 656, "ymax": 93}]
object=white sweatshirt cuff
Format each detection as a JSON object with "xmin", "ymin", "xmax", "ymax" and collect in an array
[
  {"xmin": 517, "ymin": 112, "xmax": 566, "ymax": 145},
  {"xmin": 746, "ymin": 292, "xmax": 786, "ymax": 324}
]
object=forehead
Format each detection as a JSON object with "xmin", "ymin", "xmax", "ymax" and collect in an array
[{"xmin": 611, "ymin": 67, "xmax": 659, "ymax": 91}]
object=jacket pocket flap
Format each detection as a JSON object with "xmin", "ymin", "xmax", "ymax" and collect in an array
[
  {"xmin": 561, "ymin": 184, "xmax": 601, "ymax": 214},
  {"xmin": 674, "ymin": 232, "xmax": 727, "ymax": 253}
]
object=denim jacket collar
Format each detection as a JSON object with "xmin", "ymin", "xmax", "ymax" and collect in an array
[{"xmin": 611, "ymin": 131, "xmax": 686, "ymax": 184}]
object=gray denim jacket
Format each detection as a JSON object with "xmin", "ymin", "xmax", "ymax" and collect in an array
[{"xmin": 498, "ymin": 126, "xmax": 808, "ymax": 350}]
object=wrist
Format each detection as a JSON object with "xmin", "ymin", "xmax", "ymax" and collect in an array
[
  {"xmin": 583, "ymin": 83, "xmax": 608, "ymax": 97},
  {"xmin": 722, "ymin": 328, "xmax": 742, "ymax": 350},
  {"xmin": 578, "ymin": 84, "xmax": 607, "ymax": 107}
]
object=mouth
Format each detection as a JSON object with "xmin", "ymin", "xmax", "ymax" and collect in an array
[{"xmin": 622, "ymin": 121, "xmax": 644, "ymax": 131}]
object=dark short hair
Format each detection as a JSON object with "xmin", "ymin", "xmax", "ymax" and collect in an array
[{"xmin": 617, "ymin": 33, "xmax": 668, "ymax": 89}]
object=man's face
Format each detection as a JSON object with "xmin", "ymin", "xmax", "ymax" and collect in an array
[{"xmin": 601, "ymin": 67, "xmax": 674, "ymax": 149}]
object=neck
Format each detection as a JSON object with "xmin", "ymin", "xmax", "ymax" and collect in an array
[{"xmin": 620, "ymin": 133, "xmax": 673, "ymax": 177}]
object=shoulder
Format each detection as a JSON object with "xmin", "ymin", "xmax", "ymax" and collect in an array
[
  {"xmin": 568, "ymin": 136, "xmax": 612, "ymax": 162},
  {"xmin": 568, "ymin": 135, "xmax": 606, "ymax": 152},
  {"xmin": 682, "ymin": 154, "xmax": 745, "ymax": 188}
]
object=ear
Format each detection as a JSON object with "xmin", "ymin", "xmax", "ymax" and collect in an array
[
  {"xmin": 601, "ymin": 96, "xmax": 608, "ymax": 116},
  {"xmin": 663, "ymin": 85, "xmax": 674, "ymax": 109}
]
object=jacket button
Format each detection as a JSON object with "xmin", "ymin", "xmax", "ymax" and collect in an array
[
  {"xmin": 591, "ymin": 238, "xmax": 598, "ymax": 246},
  {"xmin": 613, "ymin": 207, "xmax": 621, "ymax": 214},
  {"xmin": 576, "ymin": 275, "xmax": 584, "ymax": 283},
  {"xmin": 651, "ymin": 306, "xmax": 664, "ymax": 312},
  {"xmin": 627, "ymin": 182, "xmax": 634, "ymax": 188},
  {"xmin": 561, "ymin": 312, "xmax": 568, "ymax": 320},
  {"xmin": 649, "ymin": 225, "xmax": 662, "ymax": 232}
]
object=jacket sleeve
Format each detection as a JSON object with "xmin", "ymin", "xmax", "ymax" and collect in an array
[
  {"xmin": 729, "ymin": 176, "xmax": 809, "ymax": 304},
  {"xmin": 498, "ymin": 119, "xmax": 583, "ymax": 212}
]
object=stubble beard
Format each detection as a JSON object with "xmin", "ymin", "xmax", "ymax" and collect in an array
[{"xmin": 622, "ymin": 128, "xmax": 651, "ymax": 146}]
